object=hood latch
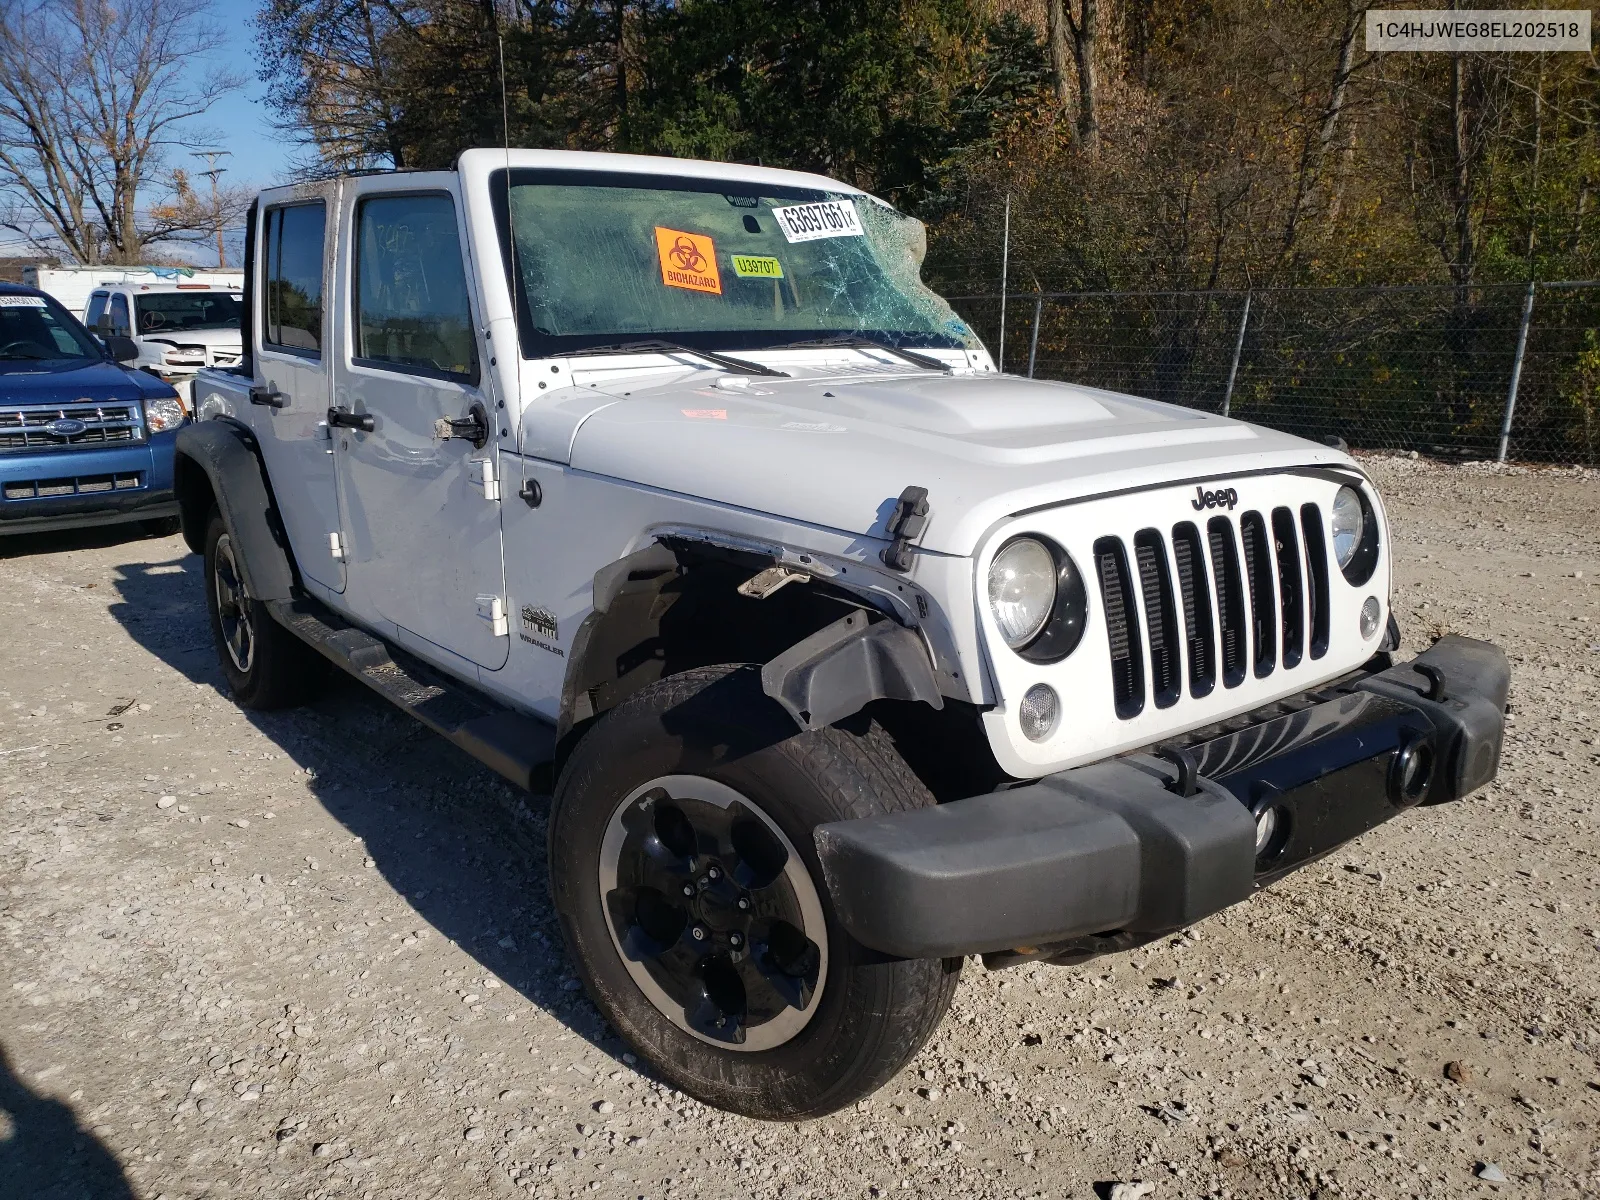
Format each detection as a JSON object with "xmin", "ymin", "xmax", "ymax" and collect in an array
[{"xmin": 880, "ymin": 485, "xmax": 930, "ymax": 572}]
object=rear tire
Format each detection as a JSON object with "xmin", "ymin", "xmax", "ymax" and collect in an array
[
  {"xmin": 549, "ymin": 664, "xmax": 959, "ymax": 1120},
  {"xmin": 203, "ymin": 511, "xmax": 325, "ymax": 709}
]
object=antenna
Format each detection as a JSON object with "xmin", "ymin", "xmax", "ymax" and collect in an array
[{"xmin": 497, "ymin": 28, "xmax": 538, "ymax": 506}]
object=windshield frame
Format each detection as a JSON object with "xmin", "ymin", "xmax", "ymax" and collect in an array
[
  {"xmin": 488, "ymin": 167, "xmax": 969, "ymax": 361},
  {"xmin": 0, "ymin": 291, "xmax": 107, "ymax": 371}
]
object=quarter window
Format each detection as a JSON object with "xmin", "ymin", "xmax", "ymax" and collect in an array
[
  {"xmin": 353, "ymin": 193, "xmax": 477, "ymax": 382},
  {"xmin": 264, "ymin": 203, "xmax": 326, "ymax": 354}
]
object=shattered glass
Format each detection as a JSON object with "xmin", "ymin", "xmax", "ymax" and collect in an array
[{"xmin": 494, "ymin": 170, "xmax": 978, "ymax": 357}]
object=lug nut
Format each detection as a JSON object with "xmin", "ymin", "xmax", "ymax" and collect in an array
[
  {"xmin": 706, "ymin": 865, "xmax": 721, "ymax": 881},
  {"xmin": 736, "ymin": 896, "xmax": 750, "ymax": 911},
  {"xmin": 681, "ymin": 884, "xmax": 694, "ymax": 897},
  {"xmin": 690, "ymin": 924, "xmax": 707, "ymax": 942},
  {"xmin": 728, "ymin": 932, "xmax": 743, "ymax": 949}
]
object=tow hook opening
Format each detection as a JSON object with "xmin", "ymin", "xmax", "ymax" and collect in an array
[{"xmin": 1388, "ymin": 735, "xmax": 1435, "ymax": 807}]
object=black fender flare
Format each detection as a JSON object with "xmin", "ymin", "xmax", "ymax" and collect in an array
[{"xmin": 173, "ymin": 419, "xmax": 298, "ymax": 602}]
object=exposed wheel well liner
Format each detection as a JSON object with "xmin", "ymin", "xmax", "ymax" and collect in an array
[{"xmin": 557, "ymin": 537, "xmax": 951, "ymax": 746}]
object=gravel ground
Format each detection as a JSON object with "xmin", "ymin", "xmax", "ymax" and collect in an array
[{"xmin": 1, "ymin": 455, "xmax": 1597, "ymax": 1200}]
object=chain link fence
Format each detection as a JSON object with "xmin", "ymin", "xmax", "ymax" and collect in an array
[{"xmin": 944, "ymin": 282, "xmax": 1600, "ymax": 465}]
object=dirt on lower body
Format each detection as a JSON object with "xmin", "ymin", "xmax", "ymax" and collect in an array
[{"xmin": 1, "ymin": 456, "xmax": 1597, "ymax": 1200}]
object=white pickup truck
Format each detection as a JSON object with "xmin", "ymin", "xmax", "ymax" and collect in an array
[
  {"xmin": 174, "ymin": 149, "xmax": 1508, "ymax": 1120},
  {"xmin": 85, "ymin": 280, "xmax": 243, "ymax": 403}
]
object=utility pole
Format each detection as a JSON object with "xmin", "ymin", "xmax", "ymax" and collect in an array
[{"xmin": 192, "ymin": 150, "xmax": 231, "ymax": 268}]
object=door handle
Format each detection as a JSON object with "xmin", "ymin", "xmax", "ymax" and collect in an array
[
  {"xmin": 433, "ymin": 402, "xmax": 490, "ymax": 450},
  {"xmin": 249, "ymin": 385, "xmax": 287, "ymax": 408},
  {"xmin": 327, "ymin": 406, "xmax": 374, "ymax": 432}
]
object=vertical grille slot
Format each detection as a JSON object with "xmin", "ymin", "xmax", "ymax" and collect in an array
[
  {"xmin": 1238, "ymin": 511, "xmax": 1277, "ymax": 678},
  {"xmin": 1170, "ymin": 521, "xmax": 1215, "ymax": 698},
  {"xmin": 1094, "ymin": 536, "xmax": 1144, "ymax": 719},
  {"xmin": 1133, "ymin": 530, "xmax": 1181, "ymax": 709},
  {"xmin": 1300, "ymin": 503, "xmax": 1331, "ymax": 659},
  {"xmin": 1207, "ymin": 517, "xmax": 1247, "ymax": 688},
  {"xmin": 1271, "ymin": 507, "xmax": 1304, "ymax": 669}
]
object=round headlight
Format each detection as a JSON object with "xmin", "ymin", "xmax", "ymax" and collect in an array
[
  {"xmin": 1331, "ymin": 486, "xmax": 1365, "ymax": 569},
  {"xmin": 988, "ymin": 537, "xmax": 1057, "ymax": 649}
]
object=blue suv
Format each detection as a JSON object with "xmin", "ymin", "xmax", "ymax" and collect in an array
[{"xmin": 1, "ymin": 282, "xmax": 186, "ymax": 537}]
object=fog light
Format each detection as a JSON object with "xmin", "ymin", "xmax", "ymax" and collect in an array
[
  {"xmin": 1018, "ymin": 684, "xmax": 1059, "ymax": 742},
  {"xmin": 1360, "ymin": 596, "xmax": 1382, "ymax": 640},
  {"xmin": 1388, "ymin": 737, "xmax": 1435, "ymax": 806},
  {"xmin": 1254, "ymin": 805, "xmax": 1278, "ymax": 854}
]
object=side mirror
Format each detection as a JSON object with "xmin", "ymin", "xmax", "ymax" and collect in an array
[{"xmin": 105, "ymin": 334, "xmax": 140, "ymax": 364}]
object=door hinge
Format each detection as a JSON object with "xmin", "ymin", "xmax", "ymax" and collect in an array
[
  {"xmin": 468, "ymin": 456, "xmax": 500, "ymax": 502},
  {"xmin": 476, "ymin": 594, "xmax": 509, "ymax": 638},
  {"xmin": 329, "ymin": 531, "xmax": 347, "ymax": 561}
]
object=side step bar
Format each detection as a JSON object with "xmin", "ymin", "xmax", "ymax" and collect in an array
[{"xmin": 265, "ymin": 599, "xmax": 556, "ymax": 791}]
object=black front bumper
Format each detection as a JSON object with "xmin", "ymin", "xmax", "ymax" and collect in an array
[{"xmin": 814, "ymin": 635, "xmax": 1508, "ymax": 961}]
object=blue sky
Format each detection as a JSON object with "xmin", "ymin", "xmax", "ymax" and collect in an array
[
  {"xmin": 196, "ymin": 0, "xmax": 297, "ymax": 192},
  {"xmin": 167, "ymin": 0, "xmax": 294, "ymax": 263}
]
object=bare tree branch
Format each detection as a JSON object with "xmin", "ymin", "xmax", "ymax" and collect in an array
[{"xmin": 0, "ymin": 0, "xmax": 243, "ymax": 264}]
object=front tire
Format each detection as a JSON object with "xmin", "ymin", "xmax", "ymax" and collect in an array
[
  {"xmin": 202, "ymin": 512, "xmax": 325, "ymax": 709},
  {"xmin": 550, "ymin": 664, "xmax": 959, "ymax": 1120}
]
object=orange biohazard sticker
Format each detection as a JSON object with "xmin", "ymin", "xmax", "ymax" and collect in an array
[{"xmin": 654, "ymin": 227, "xmax": 722, "ymax": 295}]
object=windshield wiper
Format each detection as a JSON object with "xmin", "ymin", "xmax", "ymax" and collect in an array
[
  {"xmin": 771, "ymin": 335, "xmax": 953, "ymax": 375},
  {"xmin": 563, "ymin": 339, "xmax": 788, "ymax": 378}
]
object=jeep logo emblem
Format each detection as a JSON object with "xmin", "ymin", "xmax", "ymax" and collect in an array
[
  {"xmin": 45, "ymin": 417, "xmax": 88, "ymax": 437},
  {"xmin": 1191, "ymin": 485, "xmax": 1239, "ymax": 511}
]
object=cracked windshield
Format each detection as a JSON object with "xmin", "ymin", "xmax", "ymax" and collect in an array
[{"xmin": 495, "ymin": 170, "xmax": 979, "ymax": 356}]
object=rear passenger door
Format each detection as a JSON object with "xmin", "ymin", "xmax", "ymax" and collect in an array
[
  {"xmin": 251, "ymin": 192, "xmax": 347, "ymax": 594},
  {"xmin": 331, "ymin": 179, "xmax": 508, "ymax": 671}
]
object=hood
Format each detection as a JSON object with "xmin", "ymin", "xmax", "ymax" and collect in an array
[
  {"xmin": 0, "ymin": 359, "xmax": 168, "ymax": 404},
  {"xmin": 546, "ymin": 365, "xmax": 1355, "ymax": 557}
]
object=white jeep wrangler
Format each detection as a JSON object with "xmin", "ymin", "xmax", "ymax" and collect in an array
[{"xmin": 176, "ymin": 150, "xmax": 1508, "ymax": 1120}]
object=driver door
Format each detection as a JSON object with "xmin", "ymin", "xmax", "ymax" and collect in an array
[{"xmin": 331, "ymin": 178, "xmax": 509, "ymax": 671}]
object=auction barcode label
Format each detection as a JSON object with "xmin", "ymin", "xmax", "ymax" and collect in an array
[
  {"xmin": 771, "ymin": 200, "xmax": 863, "ymax": 243},
  {"xmin": 1366, "ymin": 9, "xmax": 1589, "ymax": 52}
]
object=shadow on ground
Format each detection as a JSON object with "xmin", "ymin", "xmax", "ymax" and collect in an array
[
  {"xmin": 0, "ymin": 521, "xmax": 171, "ymax": 561},
  {"xmin": 101, "ymin": 543, "xmax": 623, "ymax": 1061},
  {"xmin": 0, "ymin": 1043, "xmax": 136, "ymax": 1200}
]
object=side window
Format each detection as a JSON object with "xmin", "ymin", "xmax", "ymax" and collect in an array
[
  {"xmin": 353, "ymin": 193, "xmax": 478, "ymax": 382},
  {"xmin": 263, "ymin": 203, "xmax": 327, "ymax": 355},
  {"xmin": 85, "ymin": 292, "xmax": 108, "ymax": 332},
  {"xmin": 109, "ymin": 295, "xmax": 131, "ymax": 338}
]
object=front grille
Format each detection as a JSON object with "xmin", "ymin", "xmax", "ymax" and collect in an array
[
  {"xmin": 1239, "ymin": 511, "xmax": 1277, "ymax": 678},
  {"xmin": 4, "ymin": 472, "xmax": 143, "ymax": 500},
  {"xmin": 1133, "ymin": 529, "xmax": 1181, "ymax": 709},
  {"xmin": 1208, "ymin": 517, "xmax": 1248, "ymax": 688},
  {"xmin": 0, "ymin": 402, "xmax": 144, "ymax": 452},
  {"xmin": 1171, "ymin": 522, "xmax": 1216, "ymax": 698},
  {"xmin": 1094, "ymin": 536, "xmax": 1144, "ymax": 719},
  {"xmin": 1101, "ymin": 506, "xmax": 1337, "ymax": 721},
  {"xmin": 1300, "ymin": 504, "xmax": 1330, "ymax": 659},
  {"xmin": 1272, "ymin": 507, "xmax": 1305, "ymax": 669}
]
